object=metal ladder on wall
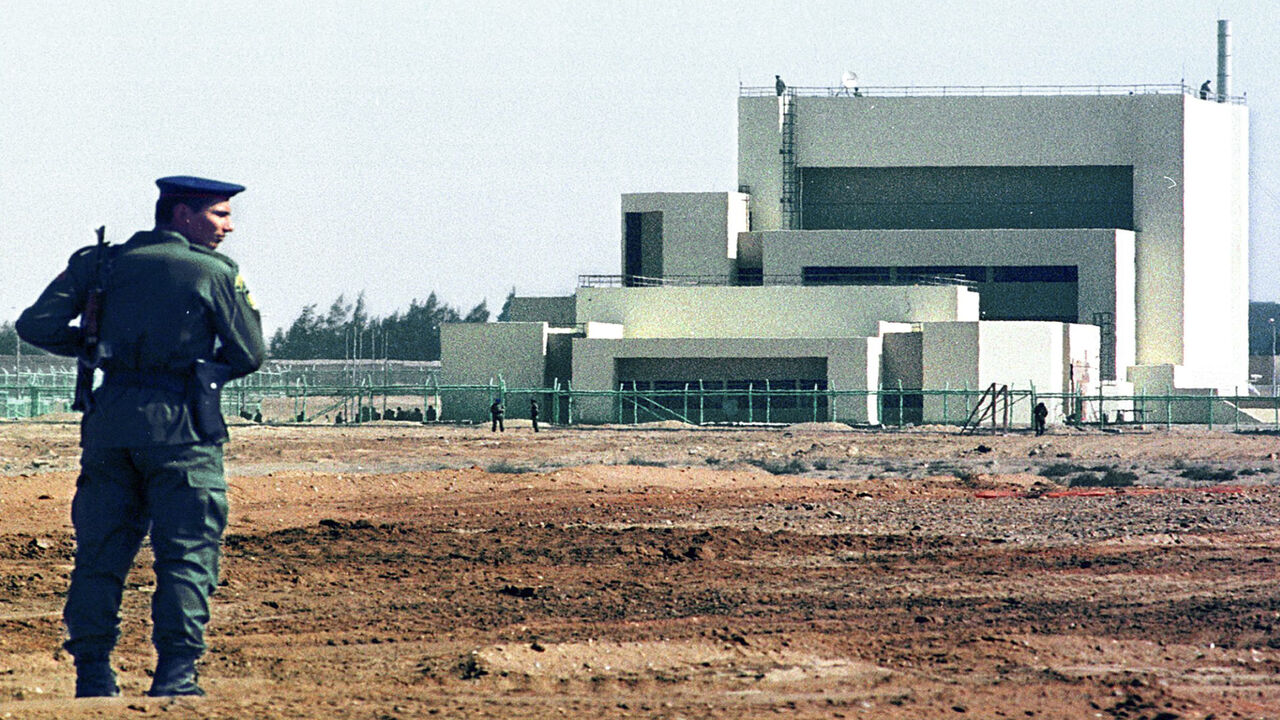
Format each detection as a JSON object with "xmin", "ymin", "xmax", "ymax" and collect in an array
[{"xmin": 779, "ymin": 89, "xmax": 800, "ymax": 230}]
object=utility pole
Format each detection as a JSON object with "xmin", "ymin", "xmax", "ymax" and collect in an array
[{"xmin": 1270, "ymin": 318, "xmax": 1276, "ymax": 397}]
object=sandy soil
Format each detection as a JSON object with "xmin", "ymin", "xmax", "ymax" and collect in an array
[{"xmin": 2, "ymin": 420, "xmax": 1280, "ymax": 719}]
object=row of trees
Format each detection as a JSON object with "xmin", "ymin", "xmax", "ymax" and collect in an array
[
  {"xmin": 0, "ymin": 321, "xmax": 48, "ymax": 356},
  {"xmin": 9, "ymin": 300, "xmax": 1280, "ymax": 361},
  {"xmin": 0, "ymin": 289, "xmax": 513, "ymax": 362},
  {"xmin": 267, "ymin": 290, "xmax": 515, "ymax": 360}
]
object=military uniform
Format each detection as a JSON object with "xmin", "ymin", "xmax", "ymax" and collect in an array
[{"xmin": 16, "ymin": 177, "xmax": 264, "ymax": 697}]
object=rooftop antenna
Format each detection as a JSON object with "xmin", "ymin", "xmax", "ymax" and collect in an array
[{"xmin": 841, "ymin": 70, "xmax": 860, "ymax": 96}]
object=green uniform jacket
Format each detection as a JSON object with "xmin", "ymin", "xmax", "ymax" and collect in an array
[{"xmin": 16, "ymin": 230, "xmax": 266, "ymax": 448}]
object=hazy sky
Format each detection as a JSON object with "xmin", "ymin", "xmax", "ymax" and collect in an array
[{"xmin": 3, "ymin": 1, "xmax": 1277, "ymax": 334}]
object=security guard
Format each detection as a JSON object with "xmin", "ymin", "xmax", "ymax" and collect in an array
[{"xmin": 16, "ymin": 176, "xmax": 265, "ymax": 697}]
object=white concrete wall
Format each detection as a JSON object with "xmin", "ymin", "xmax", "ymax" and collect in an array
[
  {"xmin": 738, "ymin": 91, "xmax": 1248, "ymax": 391},
  {"xmin": 977, "ymin": 322, "xmax": 1064, "ymax": 397},
  {"xmin": 571, "ymin": 335, "xmax": 880, "ymax": 424},
  {"xmin": 921, "ymin": 321, "xmax": 1096, "ymax": 424},
  {"xmin": 752, "ymin": 228, "xmax": 1133, "ymax": 379},
  {"xmin": 1181, "ymin": 96, "xmax": 1249, "ymax": 391},
  {"xmin": 621, "ymin": 193, "xmax": 748, "ymax": 280},
  {"xmin": 575, "ymin": 285, "xmax": 978, "ymax": 340},
  {"xmin": 440, "ymin": 322, "xmax": 548, "ymax": 421},
  {"xmin": 583, "ymin": 322, "xmax": 624, "ymax": 339}
]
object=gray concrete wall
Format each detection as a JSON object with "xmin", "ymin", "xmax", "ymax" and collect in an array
[
  {"xmin": 440, "ymin": 322, "xmax": 548, "ymax": 421},
  {"xmin": 505, "ymin": 296, "xmax": 576, "ymax": 326}
]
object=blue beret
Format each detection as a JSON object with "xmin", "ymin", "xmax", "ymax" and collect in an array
[{"xmin": 156, "ymin": 175, "xmax": 245, "ymax": 199}]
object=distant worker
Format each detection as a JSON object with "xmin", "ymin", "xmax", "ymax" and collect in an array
[
  {"xmin": 409, "ymin": 407, "xmax": 423, "ymax": 422},
  {"xmin": 1033, "ymin": 402, "xmax": 1049, "ymax": 436},
  {"xmin": 1199, "ymin": 79, "xmax": 1211, "ymax": 100},
  {"xmin": 530, "ymin": 399, "xmax": 540, "ymax": 433},
  {"xmin": 775, "ymin": 74, "xmax": 789, "ymax": 132},
  {"xmin": 424, "ymin": 405, "xmax": 436, "ymax": 422},
  {"xmin": 490, "ymin": 398, "xmax": 505, "ymax": 432},
  {"xmin": 16, "ymin": 175, "xmax": 264, "ymax": 697},
  {"xmin": 253, "ymin": 410, "xmax": 262, "ymax": 423}
]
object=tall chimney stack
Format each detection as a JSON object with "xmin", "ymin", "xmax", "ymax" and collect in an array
[{"xmin": 1217, "ymin": 19, "xmax": 1231, "ymax": 102}]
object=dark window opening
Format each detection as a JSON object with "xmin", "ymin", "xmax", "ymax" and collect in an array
[
  {"xmin": 880, "ymin": 392, "xmax": 923, "ymax": 425},
  {"xmin": 992, "ymin": 265, "xmax": 1079, "ymax": 282},
  {"xmin": 900, "ymin": 265, "xmax": 987, "ymax": 283},
  {"xmin": 803, "ymin": 266, "xmax": 891, "ymax": 285},
  {"xmin": 618, "ymin": 378, "xmax": 829, "ymax": 420},
  {"xmin": 624, "ymin": 212, "xmax": 642, "ymax": 281},
  {"xmin": 801, "ymin": 165, "xmax": 1134, "ymax": 231}
]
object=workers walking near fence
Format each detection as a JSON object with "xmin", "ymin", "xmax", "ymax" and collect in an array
[
  {"xmin": 1033, "ymin": 402, "xmax": 1049, "ymax": 436},
  {"xmin": 530, "ymin": 399, "xmax": 540, "ymax": 432},
  {"xmin": 490, "ymin": 398, "xmax": 505, "ymax": 432}
]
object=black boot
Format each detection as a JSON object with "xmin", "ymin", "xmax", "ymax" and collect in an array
[
  {"xmin": 146, "ymin": 654, "xmax": 204, "ymax": 697},
  {"xmin": 74, "ymin": 659, "xmax": 120, "ymax": 698}
]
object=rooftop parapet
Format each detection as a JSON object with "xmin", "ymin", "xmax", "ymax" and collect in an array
[
  {"xmin": 740, "ymin": 82, "xmax": 1246, "ymax": 105},
  {"xmin": 579, "ymin": 273, "xmax": 978, "ymax": 289}
]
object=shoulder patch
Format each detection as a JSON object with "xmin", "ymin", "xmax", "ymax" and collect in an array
[{"xmin": 235, "ymin": 273, "xmax": 259, "ymax": 310}]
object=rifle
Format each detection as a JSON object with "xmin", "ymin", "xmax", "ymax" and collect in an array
[{"xmin": 72, "ymin": 226, "xmax": 110, "ymax": 412}]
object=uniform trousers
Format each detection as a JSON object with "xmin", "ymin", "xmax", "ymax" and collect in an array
[{"xmin": 63, "ymin": 444, "xmax": 227, "ymax": 662}]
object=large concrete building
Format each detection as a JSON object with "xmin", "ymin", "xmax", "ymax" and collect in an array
[{"xmin": 444, "ymin": 39, "xmax": 1249, "ymax": 426}]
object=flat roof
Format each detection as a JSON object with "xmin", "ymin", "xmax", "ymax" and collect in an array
[{"xmin": 741, "ymin": 83, "xmax": 1245, "ymax": 105}]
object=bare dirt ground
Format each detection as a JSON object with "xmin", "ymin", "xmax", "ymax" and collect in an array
[{"xmin": 2, "ymin": 419, "xmax": 1280, "ymax": 719}]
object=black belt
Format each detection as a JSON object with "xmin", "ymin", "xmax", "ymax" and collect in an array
[{"xmin": 103, "ymin": 369, "xmax": 189, "ymax": 394}]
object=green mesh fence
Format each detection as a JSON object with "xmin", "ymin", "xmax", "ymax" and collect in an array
[{"xmin": 3, "ymin": 366, "xmax": 1277, "ymax": 430}]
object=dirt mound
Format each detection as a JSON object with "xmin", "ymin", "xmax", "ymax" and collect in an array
[
  {"xmin": 633, "ymin": 419, "xmax": 699, "ymax": 430},
  {"xmin": 786, "ymin": 421, "xmax": 854, "ymax": 432},
  {"xmin": 2, "ymin": 423, "xmax": 1278, "ymax": 719}
]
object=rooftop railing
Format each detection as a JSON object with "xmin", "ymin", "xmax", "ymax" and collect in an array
[
  {"xmin": 740, "ymin": 83, "xmax": 1246, "ymax": 105},
  {"xmin": 578, "ymin": 274, "xmax": 979, "ymax": 289}
]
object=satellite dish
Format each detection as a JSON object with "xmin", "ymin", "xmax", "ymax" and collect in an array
[{"xmin": 841, "ymin": 70, "xmax": 859, "ymax": 88}]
